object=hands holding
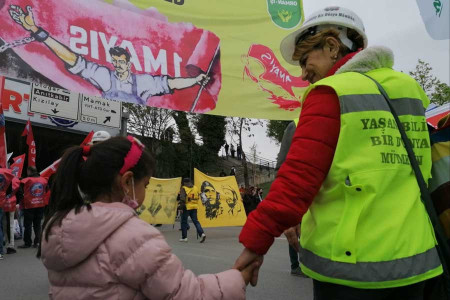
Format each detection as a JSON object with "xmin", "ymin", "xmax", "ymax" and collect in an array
[
  {"xmin": 196, "ymin": 73, "xmax": 210, "ymax": 87},
  {"xmin": 233, "ymin": 248, "xmax": 264, "ymax": 286}
]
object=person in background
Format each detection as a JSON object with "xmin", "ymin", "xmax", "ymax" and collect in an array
[
  {"xmin": 37, "ymin": 136, "xmax": 258, "ymax": 299},
  {"xmin": 88, "ymin": 130, "xmax": 111, "ymax": 145},
  {"xmin": 424, "ymin": 113, "xmax": 450, "ymax": 300},
  {"xmin": 179, "ymin": 178, "xmax": 206, "ymax": 243},
  {"xmin": 3, "ymin": 176, "xmax": 20, "ymax": 254},
  {"xmin": 239, "ymin": 184, "xmax": 245, "ymax": 198},
  {"xmin": 0, "ymin": 166, "xmax": 14, "ymax": 259},
  {"xmin": 230, "ymin": 166, "xmax": 236, "ymax": 176},
  {"xmin": 230, "ymin": 144, "xmax": 236, "ymax": 158},
  {"xmin": 256, "ymin": 188, "xmax": 263, "ymax": 202},
  {"xmin": 276, "ymin": 121, "xmax": 308, "ymax": 277},
  {"xmin": 237, "ymin": 145, "xmax": 242, "ymax": 160},
  {"xmin": 235, "ymin": 6, "xmax": 442, "ymax": 299},
  {"xmin": 17, "ymin": 166, "xmax": 48, "ymax": 249},
  {"xmin": 219, "ymin": 169, "xmax": 227, "ymax": 177},
  {"xmin": 242, "ymin": 187, "xmax": 259, "ymax": 216},
  {"xmin": 224, "ymin": 143, "xmax": 229, "ymax": 159}
]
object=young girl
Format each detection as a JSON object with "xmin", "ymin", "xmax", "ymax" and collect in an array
[{"xmin": 37, "ymin": 136, "xmax": 258, "ymax": 300}]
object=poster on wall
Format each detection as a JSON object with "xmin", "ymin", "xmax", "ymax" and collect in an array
[{"xmin": 0, "ymin": 0, "xmax": 306, "ymax": 120}]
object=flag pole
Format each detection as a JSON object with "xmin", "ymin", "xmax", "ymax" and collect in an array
[{"xmin": 190, "ymin": 44, "xmax": 220, "ymax": 113}]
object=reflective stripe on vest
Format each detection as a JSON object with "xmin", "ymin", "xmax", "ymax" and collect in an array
[
  {"xmin": 340, "ymin": 94, "xmax": 425, "ymax": 116},
  {"xmin": 299, "ymin": 69, "xmax": 441, "ymax": 288},
  {"xmin": 300, "ymin": 246, "xmax": 440, "ymax": 282}
]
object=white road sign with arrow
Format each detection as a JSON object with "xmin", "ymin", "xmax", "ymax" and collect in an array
[{"xmin": 80, "ymin": 95, "xmax": 122, "ymax": 129}]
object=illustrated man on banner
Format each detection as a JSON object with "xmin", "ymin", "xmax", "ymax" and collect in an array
[
  {"xmin": 9, "ymin": 5, "xmax": 210, "ymax": 106},
  {"xmin": 148, "ymin": 184, "xmax": 163, "ymax": 217},
  {"xmin": 163, "ymin": 192, "xmax": 178, "ymax": 218},
  {"xmin": 222, "ymin": 185, "xmax": 242, "ymax": 216},
  {"xmin": 200, "ymin": 181, "xmax": 223, "ymax": 220}
]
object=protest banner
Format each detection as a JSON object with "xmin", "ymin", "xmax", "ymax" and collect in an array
[
  {"xmin": 194, "ymin": 168, "xmax": 246, "ymax": 227},
  {"xmin": 137, "ymin": 177, "xmax": 182, "ymax": 225},
  {"xmin": 0, "ymin": 0, "xmax": 306, "ymax": 120}
]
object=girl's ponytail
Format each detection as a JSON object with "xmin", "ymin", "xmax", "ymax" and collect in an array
[{"xmin": 38, "ymin": 146, "xmax": 86, "ymax": 258}]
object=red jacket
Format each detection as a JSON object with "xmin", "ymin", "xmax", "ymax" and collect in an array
[
  {"xmin": 3, "ymin": 177, "xmax": 20, "ymax": 212},
  {"xmin": 21, "ymin": 176, "xmax": 48, "ymax": 209},
  {"xmin": 239, "ymin": 52, "xmax": 359, "ymax": 255}
]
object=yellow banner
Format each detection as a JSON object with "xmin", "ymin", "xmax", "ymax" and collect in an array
[
  {"xmin": 137, "ymin": 177, "xmax": 182, "ymax": 224},
  {"xmin": 109, "ymin": 0, "xmax": 306, "ymax": 120},
  {"xmin": 194, "ymin": 168, "xmax": 247, "ymax": 227}
]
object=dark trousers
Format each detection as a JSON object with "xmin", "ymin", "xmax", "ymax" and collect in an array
[
  {"xmin": 289, "ymin": 244, "xmax": 299, "ymax": 270},
  {"xmin": 23, "ymin": 207, "xmax": 45, "ymax": 246},
  {"xmin": 313, "ymin": 279, "xmax": 426, "ymax": 300},
  {"xmin": 181, "ymin": 209, "xmax": 204, "ymax": 239}
]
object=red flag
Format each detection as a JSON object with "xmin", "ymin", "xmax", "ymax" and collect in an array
[
  {"xmin": 40, "ymin": 131, "xmax": 94, "ymax": 178},
  {"xmin": 80, "ymin": 131, "xmax": 94, "ymax": 146},
  {"xmin": 9, "ymin": 154, "xmax": 26, "ymax": 177},
  {"xmin": 21, "ymin": 120, "xmax": 36, "ymax": 167},
  {"xmin": 0, "ymin": 76, "xmax": 7, "ymax": 168},
  {"xmin": 40, "ymin": 158, "xmax": 60, "ymax": 179}
]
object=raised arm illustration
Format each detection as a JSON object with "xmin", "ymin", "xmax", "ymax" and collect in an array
[{"xmin": 9, "ymin": 5, "xmax": 209, "ymax": 105}]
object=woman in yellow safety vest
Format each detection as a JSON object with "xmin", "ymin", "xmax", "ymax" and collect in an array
[{"xmin": 234, "ymin": 6, "xmax": 442, "ymax": 300}]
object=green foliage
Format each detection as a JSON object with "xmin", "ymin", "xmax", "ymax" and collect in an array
[
  {"xmin": 266, "ymin": 120, "xmax": 291, "ymax": 144},
  {"xmin": 431, "ymin": 82, "xmax": 450, "ymax": 106},
  {"xmin": 409, "ymin": 59, "xmax": 449, "ymax": 105}
]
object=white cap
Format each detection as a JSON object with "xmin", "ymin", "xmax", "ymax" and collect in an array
[
  {"xmin": 90, "ymin": 131, "xmax": 111, "ymax": 144},
  {"xmin": 280, "ymin": 6, "xmax": 367, "ymax": 65}
]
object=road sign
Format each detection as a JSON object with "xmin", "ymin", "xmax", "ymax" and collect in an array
[
  {"xmin": 29, "ymin": 83, "xmax": 79, "ymax": 120},
  {"xmin": 80, "ymin": 95, "xmax": 122, "ymax": 129}
]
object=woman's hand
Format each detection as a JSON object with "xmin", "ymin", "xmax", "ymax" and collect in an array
[{"xmin": 233, "ymin": 248, "xmax": 264, "ymax": 286}]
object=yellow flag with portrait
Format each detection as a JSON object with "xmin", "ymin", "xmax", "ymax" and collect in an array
[
  {"xmin": 137, "ymin": 177, "xmax": 182, "ymax": 225},
  {"xmin": 194, "ymin": 169, "xmax": 247, "ymax": 227}
]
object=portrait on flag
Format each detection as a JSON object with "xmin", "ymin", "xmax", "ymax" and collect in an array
[
  {"xmin": 137, "ymin": 177, "xmax": 181, "ymax": 225},
  {"xmin": 194, "ymin": 169, "xmax": 246, "ymax": 228}
]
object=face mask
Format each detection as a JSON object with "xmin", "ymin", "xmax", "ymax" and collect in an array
[{"xmin": 122, "ymin": 177, "xmax": 139, "ymax": 210}]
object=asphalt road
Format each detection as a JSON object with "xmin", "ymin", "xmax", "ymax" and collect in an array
[{"xmin": 1, "ymin": 224, "xmax": 313, "ymax": 300}]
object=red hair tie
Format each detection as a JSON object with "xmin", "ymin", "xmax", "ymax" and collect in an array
[
  {"xmin": 82, "ymin": 145, "xmax": 91, "ymax": 156},
  {"xmin": 119, "ymin": 136, "xmax": 145, "ymax": 175}
]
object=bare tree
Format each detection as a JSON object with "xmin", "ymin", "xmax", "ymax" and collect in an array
[
  {"xmin": 123, "ymin": 103, "xmax": 175, "ymax": 153},
  {"xmin": 227, "ymin": 117, "xmax": 263, "ymax": 187}
]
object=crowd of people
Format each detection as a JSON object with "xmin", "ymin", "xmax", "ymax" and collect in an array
[
  {"xmin": 0, "ymin": 166, "xmax": 49, "ymax": 259},
  {"xmin": 223, "ymin": 142, "xmax": 243, "ymax": 160},
  {"xmin": 239, "ymin": 185, "xmax": 263, "ymax": 216}
]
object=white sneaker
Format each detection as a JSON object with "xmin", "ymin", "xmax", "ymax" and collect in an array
[
  {"xmin": 0, "ymin": 254, "xmax": 4, "ymax": 260},
  {"xmin": 179, "ymin": 238, "xmax": 188, "ymax": 242},
  {"xmin": 200, "ymin": 233, "xmax": 206, "ymax": 243}
]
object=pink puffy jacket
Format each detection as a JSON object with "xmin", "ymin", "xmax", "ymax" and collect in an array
[{"xmin": 41, "ymin": 202, "xmax": 246, "ymax": 300}]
